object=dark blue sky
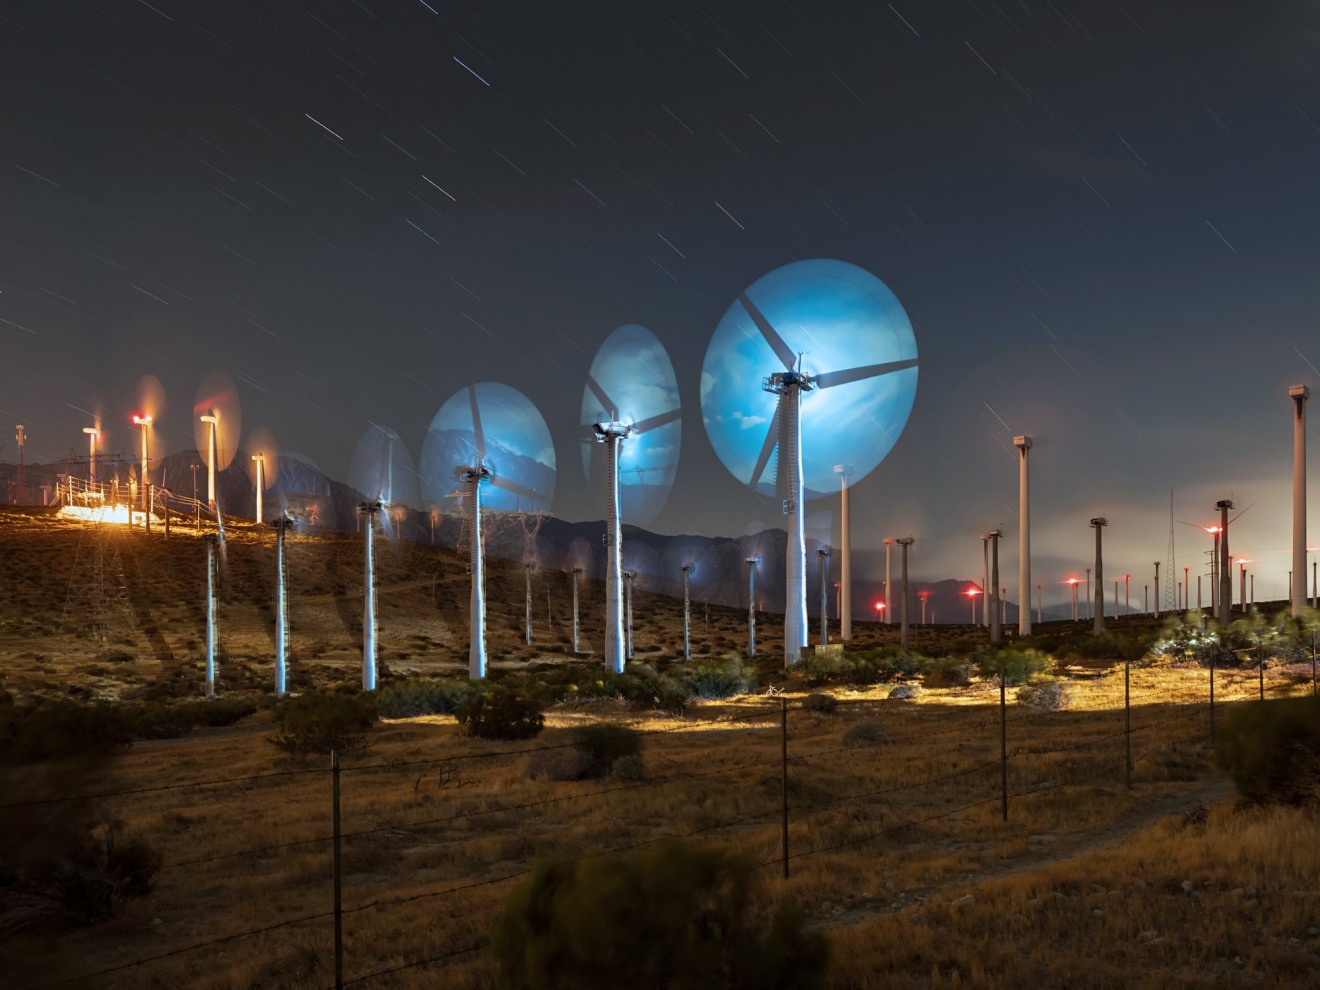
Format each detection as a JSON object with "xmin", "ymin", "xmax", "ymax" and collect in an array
[{"xmin": 3, "ymin": 0, "xmax": 1319, "ymax": 608}]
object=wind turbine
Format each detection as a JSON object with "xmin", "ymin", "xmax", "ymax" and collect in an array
[
  {"xmin": 582, "ymin": 325, "xmax": 681, "ymax": 674},
  {"xmin": 271, "ymin": 515, "xmax": 293, "ymax": 697},
  {"xmin": 204, "ymin": 533, "xmax": 219, "ymax": 697},
  {"xmin": 458, "ymin": 465, "xmax": 491, "ymax": 679},
  {"xmin": 701, "ymin": 260, "xmax": 919, "ymax": 666}
]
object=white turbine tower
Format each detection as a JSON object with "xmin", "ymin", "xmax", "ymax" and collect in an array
[
  {"xmin": 594, "ymin": 420, "xmax": 630, "ymax": 673},
  {"xmin": 360, "ymin": 500, "xmax": 381, "ymax": 691},
  {"xmin": 200, "ymin": 412, "xmax": 219, "ymax": 507},
  {"xmin": 252, "ymin": 453, "xmax": 266, "ymax": 524},
  {"xmin": 834, "ymin": 465, "xmax": 853, "ymax": 640},
  {"xmin": 1014, "ymin": 435, "xmax": 1032, "ymax": 635},
  {"xmin": 272, "ymin": 516, "xmax": 291, "ymax": 697},
  {"xmin": 460, "ymin": 465, "xmax": 491, "ymax": 679},
  {"xmin": 204, "ymin": 534, "xmax": 218, "ymax": 697}
]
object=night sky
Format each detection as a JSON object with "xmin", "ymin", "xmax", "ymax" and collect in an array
[{"xmin": 4, "ymin": 0, "xmax": 1320, "ymax": 611}]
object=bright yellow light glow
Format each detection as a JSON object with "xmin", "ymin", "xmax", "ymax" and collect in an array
[{"xmin": 58, "ymin": 504, "xmax": 156, "ymax": 527}]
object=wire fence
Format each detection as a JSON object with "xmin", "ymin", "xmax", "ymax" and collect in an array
[{"xmin": 8, "ymin": 664, "xmax": 1313, "ymax": 990}]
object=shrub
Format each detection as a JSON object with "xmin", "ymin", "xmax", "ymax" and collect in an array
[
  {"xmin": 524, "ymin": 725, "xmax": 643, "ymax": 782},
  {"xmin": 612, "ymin": 753, "xmax": 646, "ymax": 781},
  {"xmin": 922, "ymin": 655, "xmax": 974, "ymax": 688},
  {"xmin": 0, "ymin": 700, "xmax": 134, "ymax": 764},
  {"xmin": 456, "ymin": 685, "xmax": 545, "ymax": 740},
  {"xmin": 1215, "ymin": 696, "xmax": 1320, "ymax": 805},
  {"xmin": 1016, "ymin": 679, "xmax": 1072, "ymax": 712},
  {"xmin": 490, "ymin": 838, "xmax": 829, "ymax": 989},
  {"xmin": 676, "ymin": 659, "xmax": 751, "ymax": 699},
  {"xmin": 843, "ymin": 718, "xmax": 887, "ymax": 747},
  {"xmin": 801, "ymin": 692, "xmax": 838, "ymax": 715},
  {"xmin": 128, "ymin": 698, "xmax": 256, "ymax": 740},
  {"xmin": 888, "ymin": 684, "xmax": 919, "ymax": 701},
  {"xmin": 376, "ymin": 678, "xmax": 474, "ymax": 718},
  {"xmin": 974, "ymin": 647, "xmax": 1055, "ymax": 686},
  {"xmin": 270, "ymin": 692, "xmax": 377, "ymax": 759}
]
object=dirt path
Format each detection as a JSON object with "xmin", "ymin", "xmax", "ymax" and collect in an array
[{"xmin": 824, "ymin": 775, "xmax": 1236, "ymax": 929}]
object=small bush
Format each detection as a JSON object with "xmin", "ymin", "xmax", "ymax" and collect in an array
[
  {"xmin": 270, "ymin": 692, "xmax": 377, "ymax": 759},
  {"xmin": 843, "ymin": 718, "xmax": 887, "ymax": 747},
  {"xmin": 1215, "ymin": 696, "xmax": 1320, "ymax": 805},
  {"xmin": 0, "ymin": 700, "xmax": 134, "ymax": 764},
  {"xmin": 1016, "ymin": 679, "xmax": 1072, "ymax": 712},
  {"xmin": 570, "ymin": 724, "xmax": 641, "ymax": 772},
  {"xmin": 376, "ymin": 678, "xmax": 474, "ymax": 718},
  {"xmin": 525, "ymin": 747, "xmax": 597, "ymax": 782},
  {"xmin": 888, "ymin": 684, "xmax": 919, "ymax": 701},
  {"xmin": 974, "ymin": 647, "xmax": 1055, "ymax": 686},
  {"xmin": 922, "ymin": 655, "xmax": 974, "ymax": 688},
  {"xmin": 801, "ymin": 692, "xmax": 838, "ymax": 715},
  {"xmin": 676, "ymin": 659, "xmax": 751, "ymax": 699},
  {"xmin": 613, "ymin": 753, "xmax": 646, "ymax": 780},
  {"xmin": 456, "ymin": 685, "xmax": 545, "ymax": 740},
  {"xmin": 491, "ymin": 838, "xmax": 829, "ymax": 988}
]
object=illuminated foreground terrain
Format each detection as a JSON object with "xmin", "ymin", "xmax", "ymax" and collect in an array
[{"xmin": 2, "ymin": 507, "xmax": 1319, "ymax": 988}]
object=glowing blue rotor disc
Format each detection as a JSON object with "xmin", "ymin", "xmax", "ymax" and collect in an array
[
  {"xmin": 580, "ymin": 323, "xmax": 681, "ymax": 527},
  {"xmin": 420, "ymin": 382, "xmax": 556, "ymax": 513},
  {"xmin": 700, "ymin": 258, "xmax": 918, "ymax": 498}
]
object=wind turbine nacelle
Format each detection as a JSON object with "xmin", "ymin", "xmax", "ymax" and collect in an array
[{"xmin": 593, "ymin": 421, "xmax": 631, "ymax": 440}]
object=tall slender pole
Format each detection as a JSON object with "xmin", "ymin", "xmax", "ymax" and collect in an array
[
  {"xmin": 1085, "ymin": 568, "xmax": 1092, "ymax": 621},
  {"xmin": 780, "ymin": 385, "xmax": 808, "ymax": 666},
  {"xmin": 884, "ymin": 539, "xmax": 892, "ymax": 625},
  {"xmin": 201, "ymin": 414, "xmax": 218, "ymax": 507},
  {"xmin": 1291, "ymin": 385, "xmax": 1309, "ymax": 619},
  {"xmin": 571, "ymin": 568, "xmax": 581, "ymax": 654},
  {"xmin": 981, "ymin": 536, "xmax": 990, "ymax": 628},
  {"xmin": 745, "ymin": 557, "xmax": 758, "ymax": 658},
  {"xmin": 989, "ymin": 530, "xmax": 1001, "ymax": 644},
  {"xmin": 274, "ymin": 517, "xmax": 289, "ymax": 697},
  {"xmin": 1036, "ymin": 583, "xmax": 1042, "ymax": 625},
  {"xmin": 836, "ymin": 465, "xmax": 852, "ymax": 640},
  {"xmin": 15, "ymin": 425, "xmax": 25, "ymax": 504},
  {"xmin": 1217, "ymin": 500, "xmax": 1234, "ymax": 626},
  {"xmin": 1184, "ymin": 566, "xmax": 1190, "ymax": 612},
  {"xmin": 1014, "ymin": 436, "xmax": 1032, "ymax": 635},
  {"xmin": 682, "ymin": 564, "xmax": 692, "ymax": 660},
  {"xmin": 465, "ymin": 470, "xmax": 488, "ymax": 679},
  {"xmin": 594, "ymin": 423, "xmax": 629, "ymax": 673},
  {"xmin": 1091, "ymin": 518, "xmax": 1107, "ymax": 635},
  {"xmin": 252, "ymin": 453, "xmax": 265, "ymax": 524},
  {"xmin": 898, "ymin": 538, "xmax": 913, "ymax": 650},
  {"xmin": 360, "ymin": 501, "xmax": 380, "ymax": 691},
  {"xmin": 1154, "ymin": 562, "xmax": 1161, "ymax": 620},
  {"xmin": 205, "ymin": 535, "xmax": 217, "ymax": 697}
]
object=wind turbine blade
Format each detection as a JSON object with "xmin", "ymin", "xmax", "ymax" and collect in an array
[
  {"xmin": 491, "ymin": 474, "xmax": 543, "ymax": 503},
  {"xmin": 468, "ymin": 385, "xmax": 486, "ymax": 460},
  {"xmin": 585, "ymin": 373, "xmax": 617, "ymax": 421},
  {"xmin": 630, "ymin": 407, "xmax": 681, "ymax": 436},
  {"xmin": 814, "ymin": 358, "xmax": 919, "ymax": 389},
  {"xmin": 738, "ymin": 292, "xmax": 796, "ymax": 371},
  {"xmin": 748, "ymin": 404, "xmax": 780, "ymax": 490},
  {"xmin": 1230, "ymin": 503, "xmax": 1253, "ymax": 525}
]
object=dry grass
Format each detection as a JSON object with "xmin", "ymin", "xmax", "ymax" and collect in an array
[{"xmin": 3, "ymin": 509, "xmax": 1320, "ymax": 987}]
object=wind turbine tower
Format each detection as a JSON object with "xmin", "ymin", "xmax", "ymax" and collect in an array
[
  {"xmin": 204, "ymin": 534, "xmax": 218, "ymax": 697},
  {"xmin": 252, "ymin": 453, "xmax": 266, "ymax": 524},
  {"xmin": 360, "ymin": 500, "xmax": 382, "ymax": 690},
  {"xmin": 1216, "ymin": 499, "xmax": 1234, "ymax": 626},
  {"xmin": 272, "ymin": 516, "xmax": 291, "ymax": 697},
  {"xmin": 681, "ymin": 563, "xmax": 692, "ymax": 660},
  {"xmin": 817, "ymin": 546, "xmax": 830, "ymax": 645},
  {"xmin": 1291, "ymin": 385, "xmax": 1309, "ymax": 619},
  {"xmin": 1091, "ymin": 517, "xmax": 1107, "ymax": 635},
  {"xmin": 594, "ymin": 420, "xmax": 630, "ymax": 673},
  {"xmin": 460, "ymin": 467, "xmax": 491, "ymax": 679},
  {"xmin": 1014, "ymin": 435, "xmax": 1032, "ymax": 635},
  {"xmin": 834, "ymin": 465, "xmax": 852, "ymax": 639},
  {"xmin": 897, "ymin": 537, "xmax": 914, "ymax": 650},
  {"xmin": 763, "ymin": 363, "xmax": 813, "ymax": 666},
  {"xmin": 570, "ymin": 567, "xmax": 582, "ymax": 654},
  {"xmin": 744, "ymin": 556, "xmax": 758, "ymax": 658},
  {"xmin": 987, "ymin": 529, "xmax": 1002, "ymax": 644},
  {"xmin": 200, "ymin": 413, "xmax": 219, "ymax": 506}
]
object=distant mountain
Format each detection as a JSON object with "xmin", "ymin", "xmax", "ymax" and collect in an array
[{"xmin": 0, "ymin": 451, "xmax": 1103, "ymax": 623}]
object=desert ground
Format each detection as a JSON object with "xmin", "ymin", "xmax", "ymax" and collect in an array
[{"xmin": 2, "ymin": 506, "xmax": 1319, "ymax": 988}]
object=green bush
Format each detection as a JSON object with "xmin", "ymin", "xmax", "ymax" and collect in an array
[
  {"xmin": 491, "ymin": 838, "xmax": 829, "ymax": 989},
  {"xmin": 974, "ymin": 647, "xmax": 1055, "ymax": 686},
  {"xmin": 1215, "ymin": 696, "xmax": 1320, "ymax": 805},
  {"xmin": 675, "ymin": 659, "xmax": 752, "ymax": 699},
  {"xmin": 922, "ymin": 655, "xmax": 974, "ymax": 688},
  {"xmin": 570, "ymin": 724, "xmax": 641, "ymax": 771},
  {"xmin": 456, "ymin": 685, "xmax": 545, "ymax": 740},
  {"xmin": 1016, "ymin": 679, "xmax": 1072, "ymax": 712},
  {"xmin": 801, "ymin": 692, "xmax": 838, "ymax": 715},
  {"xmin": 270, "ymin": 692, "xmax": 377, "ymax": 758},
  {"xmin": 376, "ymin": 678, "xmax": 474, "ymax": 718}
]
